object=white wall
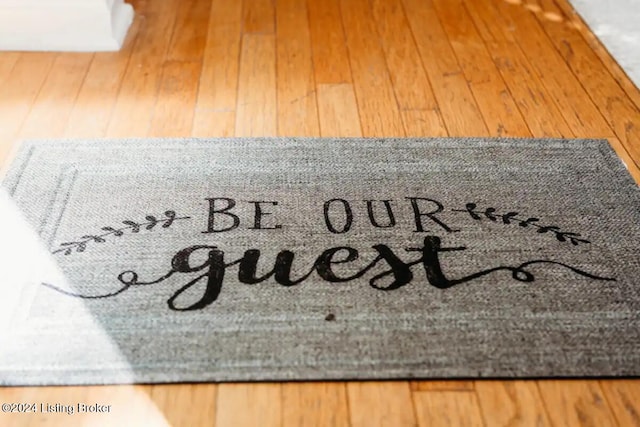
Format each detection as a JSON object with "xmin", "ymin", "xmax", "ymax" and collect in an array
[{"xmin": 0, "ymin": 0, "xmax": 133, "ymax": 52}]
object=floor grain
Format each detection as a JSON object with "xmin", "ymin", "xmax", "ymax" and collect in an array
[{"xmin": 1, "ymin": 0, "xmax": 639, "ymax": 425}]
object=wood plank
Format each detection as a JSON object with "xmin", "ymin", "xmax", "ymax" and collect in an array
[
  {"xmin": 307, "ymin": 0, "xmax": 352, "ymax": 84},
  {"xmin": 401, "ymin": 109, "xmax": 448, "ymax": 137},
  {"xmin": 475, "ymin": 380, "xmax": 551, "ymax": 426},
  {"xmin": 552, "ymin": 0, "xmax": 640, "ymax": 110},
  {"xmin": 106, "ymin": 0, "xmax": 180, "ymax": 137},
  {"xmin": 235, "ymin": 34, "xmax": 277, "ymax": 136},
  {"xmin": 166, "ymin": 0, "xmax": 211, "ymax": 62},
  {"xmin": 0, "ymin": 53, "xmax": 59, "ymax": 132},
  {"xmin": 411, "ymin": 380, "xmax": 474, "ymax": 392},
  {"xmin": 486, "ymin": 39, "xmax": 574, "ymax": 138},
  {"xmin": 134, "ymin": 0, "xmax": 204, "ymax": 138},
  {"xmin": 431, "ymin": 0, "xmax": 530, "ymax": 137},
  {"xmin": 537, "ymin": 380, "xmax": 617, "ymax": 426},
  {"xmin": 490, "ymin": 0, "xmax": 612, "ymax": 139},
  {"xmin": 276, "ymin": 0, "xmax": 319, "ymax": 136},
  {"xmin": 148, "ymin": 60, "xmax": 201, "ymax": 137},
  {"xmin": 1, "ymin": 0, "xmax": 640, "ymax": 425},
  {"xmin": 192, "ymin": 0, "xmax": 242, "ymax": 137},
  {"xmin": 464, "ymin": 0, "xmax": 574, "ymax": 138},
  {"xmin": 370, "ymin": 0, "xmax": 437, "ymax": 110},
  {"xmin": 600, "ymin": 380, "xmax": 640, "ymax": 427},
  {"xmin": 215, "ymin": 384, "xmax": 282, "ymax": 426},
  {"xmin": 460, "ymin": 0, "xmax": 505, "ymax": 43},
  {"xmin": 316, "ymin": 83, "xmax": 362, "ymax": 137},
  {"xmin": 0, "ymin": 53, "xmax": 57, "ymax": 163},
  {"xmin": 65, "ymin": 17, "xmax": 142, "ymax": 138},
  {"xmin": 340, "ymin": 0, "xmax": 404, "ymax": 136},
  {"xmin": 18, "ymin": 53, "xmax": 94, "ymax": 139},
  {"xmin": 282, "ymin": 383, "xmax": 350, "ymax": 427},
  {"xmin": 148, "ymin": 384, "xmax": 217, "ymax": 426},
  {"xmin": 242, "ymin": 0, "xmax": 275, "ymax": 34},
  {"xmin": 347, "ymin": 382, "xmax": 417, "ymax": 427},
  {"xmin": 413, "ymin": 390, "xmax": 484, "ymax": 427},
  {"xmin": 530, "ymin": 0, "xmax": 640, "ymax": 165},
  {"xmin": 0, "ymin": 52, "xmax": 20, "ymax": 87},
  {"xmin": 402, "ymin": 0, "xmax": 487, "ymax": 136}
]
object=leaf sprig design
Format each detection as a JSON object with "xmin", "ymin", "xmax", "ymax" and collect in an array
[
  {"xmin": 53, "ymin": 210, "xmax": 191, "ymax": 255},
  {"xmin": 452, "ymin": 203, "xmax": 590, "ymax": 246}
]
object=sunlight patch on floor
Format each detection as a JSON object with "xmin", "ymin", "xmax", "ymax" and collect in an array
[{"xmin": 0, "ymin": 190, "xmax": 170, "ymax": 427}]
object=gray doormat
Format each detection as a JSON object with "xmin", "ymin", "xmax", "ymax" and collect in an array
[{"xmin": 1, "ymin": 137, "xmax": 639, "ymax": 385}]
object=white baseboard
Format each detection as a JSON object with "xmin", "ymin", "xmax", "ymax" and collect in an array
[{"xmin": 0, "ymin": 0, "xmax": 134, "ymax": 52}]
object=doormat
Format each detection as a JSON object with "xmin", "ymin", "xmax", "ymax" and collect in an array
[{"xmin": 1, "ymin": 137, "xmax": 639, "ymax": 385}]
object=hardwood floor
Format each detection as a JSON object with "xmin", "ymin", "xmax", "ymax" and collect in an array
[{"xmin": 1, "ymin": 0, "xmax": 639, "ymax": 425}]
